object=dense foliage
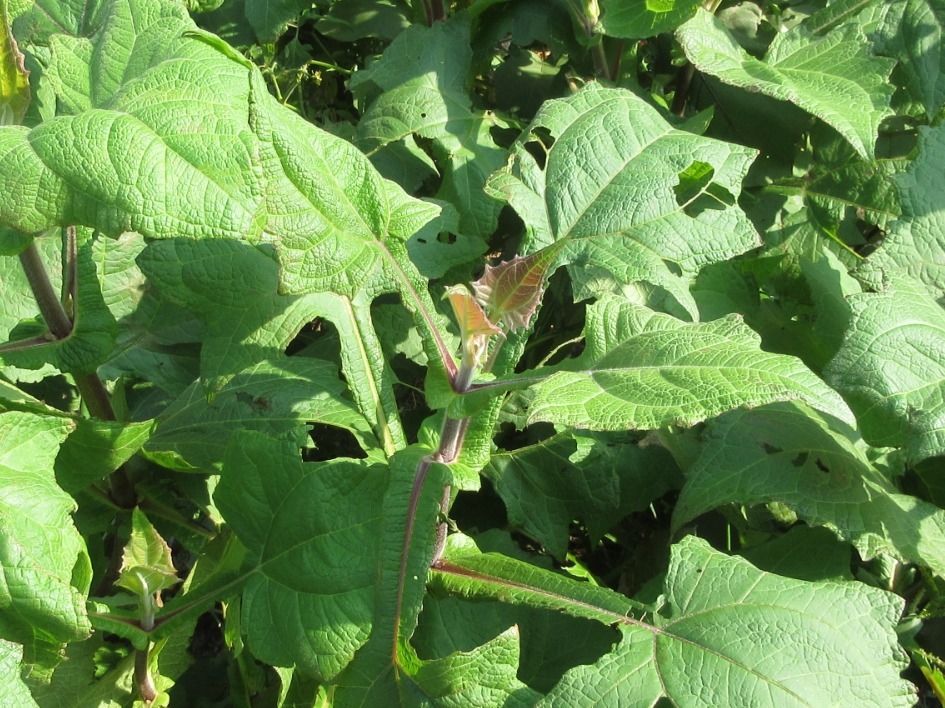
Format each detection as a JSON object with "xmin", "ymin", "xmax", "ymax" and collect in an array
[{"xmin": 1, "ymin": 0, "xmax": 944, "ymax": 704}]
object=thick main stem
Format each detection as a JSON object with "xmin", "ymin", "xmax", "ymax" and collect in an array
[
  {"xmin": 391, "ymin": 354, "xmax": 479, "ymax": 659},
  {"xmin": 134, "ymin": 644, "xmax": 157, "ymax": 703}
]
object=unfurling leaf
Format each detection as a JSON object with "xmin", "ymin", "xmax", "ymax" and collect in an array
[
  {"xmin": 445, "ymin": 284, "xmax": 501, "ymax": 370},
  {"xmin": 115, "ymin": 508, "xmax": 179, "ymax": 599},
  {"xmin": 472, "ymin": 245, "xmax": 560, "ymax": 331}
]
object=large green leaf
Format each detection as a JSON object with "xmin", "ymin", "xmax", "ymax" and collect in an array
[
  {"xmin": 673, "ymin": 402, "xmax": 945, "ymax": 576},
  {"xmin": 859, "ymin": 124, "xmax": 945, "ymax": 296},
  {"xmin": 213, "ymin": 432, "xmax": 388, "ymax": 680},
  {"xmin": 0, "ymin": 411, "xmax": 90, "ymax": 667},
  {"xmin": 351, "ymin": 15, "xmax": 504, "ymax": 243},
  {"xmin": 825, "ymin": 279, "xmax": 945, "ymax": 460},
  {"xmin": 485, "ymin": 295, "xmax": 853, "ymax": 430},
  {"xmin": 1, "ymin": 0, "xmax": 456, "ymax": 394},
  {"xmin": 330, "ymin": 446, "xmax": 449, "ymax": 705},
  {"xmin": 542, "ymin": 536, "xmax": 915, "ymax": 706},
  {"xmin": 138, "ymin": 238, "xmax": 407, "ymax": 451},
  {"xmin": 677, "ymin": 9, "xmax": 895, "ymax": 159},
  {"xmin": 485, "ymin": 83, "xmax": 759, "ymax": 318}
]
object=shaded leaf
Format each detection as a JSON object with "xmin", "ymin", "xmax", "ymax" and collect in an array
[
  {"xmin": 876, "ymin": 0, "xmax": 945, "ymax": 118},
  {"xmin": 0, "ymin": 228, "xmax": 118, "ymax": 375},
  {"xmin": 415, "ymin": 589, "xmax": 618, "ymax": 694},
  {"xmin": 673, "ymin": 402, "xmax": 945, "ymax": 576},
  {"xmin": 600, "ymin": 0, "xmax": 702, "ymax": 39},
  {"xmin": 351, "ymin": 16, "xmax": 505, "ymax": 242},
  {"xmin": 316, "ymin": 0, "xmax": 410, "ymax": 42},
  {"xmin": 214, "ymin": 432, "xmax": 387, "ymax": 680},
  {"xmin": 146, "ymin": 358, "xmax": 375, "ymax": 472},
  {"xmin": 825, "ymin": 279, "xmax": 945, "ymax": 460},
  {"xmin": 55, "ymin": 417, "xmax": 152, "ymax": 493},
  {"xmin": 0, "ymin": 0, "xmax": 29, "ymax": 125},
  {"xmin": 483, "ymin": 431, "xmax": 681, "ymax": 559},
  {"xmin": 859, "ymin": 124, "xmax": 945, "ymax": 296}
]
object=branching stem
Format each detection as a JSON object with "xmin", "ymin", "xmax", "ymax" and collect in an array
[{"xmin": 17, "ymin": 232, "xmax": 136, "ymax": 508}]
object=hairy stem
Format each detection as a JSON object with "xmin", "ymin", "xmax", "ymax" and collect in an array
[{"xmin": 134, "ymin": 645, "xmax": 157, "ymax": 703}]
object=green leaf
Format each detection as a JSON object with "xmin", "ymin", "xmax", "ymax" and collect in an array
[
  {"xmin": 600, "ymin": 0, "xmax": 702, "ymax": 39},
  {"xmin": 673, "ymin": 402, "xmax": 945, "ymax": 577},
  {"xmin": 351, "ymin": 16, "xmax": 505, "ymax": 243},
  {"xmin": 397, "ymin": 628, "xmax": 540, "ymax": 707},
  {"xmin": 0, "ymin": 639, "xmax": 37, "ymax": 707},
  {"xmin": 483, "ymin": 431, "xmax": 681, "ymax": 560},
  {"xmin": 136, "ymin": 238, "xmax": 333, "ymax": 391},
  {"xmin": 2, "ymin": 0, "xmax": 457, "ymax": 399},
  {"xmin": 737, "ymin": 525, "xmax": 855, "ymax": 583},
  {"xmin": 430, "ymin": 534, "xmax": 642, "ymax": 624},
  {"xmin": 0, "ymin": 231, "xmax": 60, "ymax": 366},
  {"xmin": 771, "ymin": 125, "xmax": 903, "ymax": 243},
  {"xmin": 542, "ymin": 536, "xmax": 915, "ymax": 706},
  {"xmin": 677, "ymin": 9, "xmax": 895, "ymax": 159},
  {"xmin": 415, "ymin": 588, "xmax": 619, "ymax": 694},
  {"xmin": 331, "ymin": 446, "xmax": 449, "ymax": 704},
  {"xmin": 859, "ymin": 124, "xmax": 945, "ymax": 296},
  {"xmin": 0, "ymin": 0, "xmax": 30, "ymax": 125},
  {"xmin": 139, "ymin": 237, "xmax": 408, "ymax": 451},
  {"xmin": 214, "ymin": 433, "xmax": 387, "ymax": 679},
  {"xmin": 116, "ymin": 508, "xmax": 178, "ymax": 597},
  {"xmin": 825, "ymin": 279, "xmax": 945, "ymax": 460},
  {"xmin": 492, "ymin": 295, "xmax": 853, "ymax": 431},
  {"xmin": 485, "ymin": 83, "xmax": 759, "ymax": 318},
  {"xmin": 55, "ymin": 417, "xmax": 152, "ymax": 494},
  {"xmin": 876, "ymin": 0, "xmax": 945, "ymax": 118},
  {"xmin": 0, "ymin": 411, "xmax": 90, "ymax": 666},
  {"xmin": 146, "ymin": 358, "xmax": 375, "ymax": 472}
]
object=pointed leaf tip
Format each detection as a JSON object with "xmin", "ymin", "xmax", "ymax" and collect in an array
[{"xmin": 471, "ymin": 246, "xmax": 559, "ymax": 332}]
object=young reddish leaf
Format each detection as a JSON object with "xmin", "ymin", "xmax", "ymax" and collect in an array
[
  {"xmin": 0, "ymin": 0, "xmax": 29, "ymax": 126},
  {"xmin": 444, "ymin": 284, "xmax": 501, "ymax": 370},
  {"xmin": 471, "ymin": 245, "xmax": 559, "ymax": 332}
]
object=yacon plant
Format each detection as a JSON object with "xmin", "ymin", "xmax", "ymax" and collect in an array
[{"xmin": 0, "ymin": 0, "xmax": 941, "ymax": 704}]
